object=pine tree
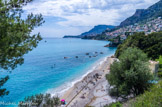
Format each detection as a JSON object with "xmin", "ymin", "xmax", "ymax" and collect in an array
[{"xmin": 0, "ymin": 0, "xmax": 44, "ymax": 97}]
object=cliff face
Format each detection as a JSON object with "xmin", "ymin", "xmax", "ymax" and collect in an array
[
  {"xmin": 120, "ymin": 0, "xmax": 162, "ymax": 27},
  {"xmin": 133, "ymin": 9, "xmax": 145, "ymax": 17}
]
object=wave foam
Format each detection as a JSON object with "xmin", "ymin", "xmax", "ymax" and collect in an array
[{"xmin": 46, "ymin": 55, "xmax": 110, "ymax": 97}]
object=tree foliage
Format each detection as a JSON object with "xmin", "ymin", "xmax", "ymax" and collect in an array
[
  {"xmin": 19, "ymin": 93, "xmax": 60, "ymax": 107},
  {"xmin": 156, "ymin": 56, "xmax": 162, "ymax": 78},
  {"xmin": 0, "ymin": 0, "xmax": 44, "ymax": 97},
  {"xmin": 115, "ymin": 32, "xmax": 162, "ymax": 60},
  {"xmin": 0, "ymin": 76, "xmax": 9, "ymax": 97},
  {"xmin": 130, "ymin": 81, "xmax": 162, "ymax": 107},
  {"xmin": 104, "ymin": 102, "xmax": 122, "ymax": 107},
  {"xmin": 107, "ymin": 48, "xmax": 153, "ymax": 99}
]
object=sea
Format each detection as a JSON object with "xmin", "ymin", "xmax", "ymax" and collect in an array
[{"xmin": 0, "ymin": 38, "xmax": 116, "ymax": 107}]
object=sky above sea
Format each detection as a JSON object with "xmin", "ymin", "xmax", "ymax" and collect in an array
[{"xmin": 23, "ymin": 0, "xmax": 160, "ymax": 37}]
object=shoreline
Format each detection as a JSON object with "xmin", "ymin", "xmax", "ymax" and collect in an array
[
  {"xmin": 48, "ymin": 55, "xmax": 113, "ymax": 97},
  {"xmin": 60, "ymin": 55, "xmax": 116, "ymax": 107}
]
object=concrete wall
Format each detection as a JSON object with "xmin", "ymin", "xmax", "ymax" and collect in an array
[{"xmin": 149, "ymin": 60, "xmax": 159, "ymax": 74}]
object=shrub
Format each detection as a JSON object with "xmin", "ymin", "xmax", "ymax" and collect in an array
[
  {"xmin": 156, "ymin": 56, "xmax": 162, "ymax": 78},
  {"xmin": 131, "ymin": 81, "xmax": 162, "ymax": 107},
  {"xmin": 104, "ymin": 102, "xmax": 122, "ymax": 107},
  {"xmin": 19, "ymin": 93, "xmax": 60, "ymax": 107},
  {"xmin": 115, "ymin": 32, "xmax": 162, "ymax": 60},
  {"xmin": 107, "ymin": 48, "xmax": 153, "ymax": 99},
  {"xmin": 157, "ymin": 71, "xmax": 162, "ymax": 78}
]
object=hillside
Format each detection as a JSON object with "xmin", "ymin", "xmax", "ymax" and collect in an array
[
  {"xmin": 120, "ymin": 0, "xmax": 162, "ymax": 27},
  {"xmin": 88, "ymin": 0, "xmax": 162, "ymax": 42},
  {"xmin": 63, "ymin": 35, "xmax": 80, "ymax": 38},
  {"xmin": 64, "ymin": 0, "xmax": 162, "ymax": 39},
  {"xmin": 63, "ymin": 25, "xmax": 115, "ymax": 38},
  {"xmin": 79, "ymin": 25, "xmax": 115, "ymax": 37}
]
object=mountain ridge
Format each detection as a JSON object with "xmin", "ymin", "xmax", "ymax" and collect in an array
[
  {"xmin": 63, "ymin": 25, "xmax": 115, "ymax": 38},
  {"xmin": 79, "ymin": 25, "xmax": 115, "ymax": 37},
  {"xmin": 120, "ymin": 0, "xmax": 162, "ymax": 27}
]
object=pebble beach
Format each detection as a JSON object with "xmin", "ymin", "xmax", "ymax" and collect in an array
[{"xmin": 61, "ymin": 56, "xmax": 117, "ymax": 107}]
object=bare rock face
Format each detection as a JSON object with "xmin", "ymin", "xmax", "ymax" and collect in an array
[
  {"xmin": 120, "ymin": 9, "xmax": 145, "ymax": 27},
  {"xmin": 120, "ymin": 0, "xmax": 162, "ymax": 27},
  {"xmin": 134, "ymin": 9, "xmax": 145, "ymax": 17}
]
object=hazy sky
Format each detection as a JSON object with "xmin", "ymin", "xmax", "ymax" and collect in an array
[{"xmin": 23, "ymin": 0, "xmax": 159, "ymax": 38}]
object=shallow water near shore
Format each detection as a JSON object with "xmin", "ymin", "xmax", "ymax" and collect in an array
[{"xmin": 0, "ymin": 38, "xmax": 116, "ymax": 107}]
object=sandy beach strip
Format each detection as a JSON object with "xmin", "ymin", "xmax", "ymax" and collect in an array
[{"xmin": 61, "ymin": 56, "xmax": 116, "ymax": 107}]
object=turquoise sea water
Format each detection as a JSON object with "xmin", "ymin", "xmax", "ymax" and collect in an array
[{"xmin": 0, "ymin": 38, "xmax": 116, "ymax": 107}]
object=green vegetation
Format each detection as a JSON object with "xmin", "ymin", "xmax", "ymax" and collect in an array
[
  {"xmin": 106, "ymin": 48, "xmax": 153, "ymax": 99},
  {"xmin": 156, "ymin": 56, "xmax": 162, "ymax": 78},
  {"xmin": 156, "ymin": 56, "xmax": 162, "ymax": 64},
  {"xmin": 106, "ymin": 31, "xmax": 162, "ymax": 106},
  {"xmin": 107, "ymin": 36, "xmax": 123, "ymax": 47},
  {"xmin": 108, "ymin": 36, "xmax": 121, "ymax": 43},
  {"xmin": 0, "ymin": 0, "xmax": 44, "ymax": 97},
  {"xmin": 158, "ymin": 71, "xmax": 162, "ymax": 78},
  {"xmin": 130, "ymin": 81, "xmax": 162, "ymax": 107},
  {"xmin": 82, "ymin": 33, "xmax": 108, "ymax": 40},
  {"xmin": 0, "ymin": 76, "xmax": 9, "ymax": 96},
  {"xmin": 115, "ymin": 32, "xmax": 162, "ymax": 60},
  {"xmin": 93, "ymin": 34, "xmax": 108, "ymax": 40},
  {"xmin": 104, "ymin": 102, "xmax": 122, "ymax": 107},
  {"xmin": 105, "ymin": 81, "xmax": 162, "ymax": 107},
  {"xmin": 82, "ymin": 35, "xmax": 95, "ymax": 39},
  {"xmin": 19, "ymin": 93, "xmax": 60, "ymax": 107},
  {"xmin": 80, "ymin": 25, "xmax": 115, "ymax": 37}
]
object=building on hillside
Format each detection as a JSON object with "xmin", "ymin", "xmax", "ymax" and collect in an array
[
  {"xmin": 120, "ymin": 35, "xmax": 126, "ymax": 40},
  {"xmin": 149, "ymin": 60, "xmax": 159, "ymax": 74}
]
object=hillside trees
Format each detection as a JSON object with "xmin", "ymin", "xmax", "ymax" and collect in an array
[
  {"xmin": 107, "ymin": 48, "xmax": 153, "ymax": 99},
  {"xmin": 115, "ymin": 32, "xmax": 162, "ymax": 60},
  {"xmin": 18, "ymin": 93, "xmax": 60, "ymax": 107}
]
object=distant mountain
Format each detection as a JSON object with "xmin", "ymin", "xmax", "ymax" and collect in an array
[
  {"xmin": 120, "ymin": 0, "xmax": 162, "ymax": 27},
  {"xmin": 63, "ymin": 25, "xmax": 115, "ymax": 38},
  {"xmin": 63, "ymin": 35, "xmax": 80, "ymax": 38},
  {"xmin": 79, "ymin": 25, "xmax": 115, "ymax": 37}
]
